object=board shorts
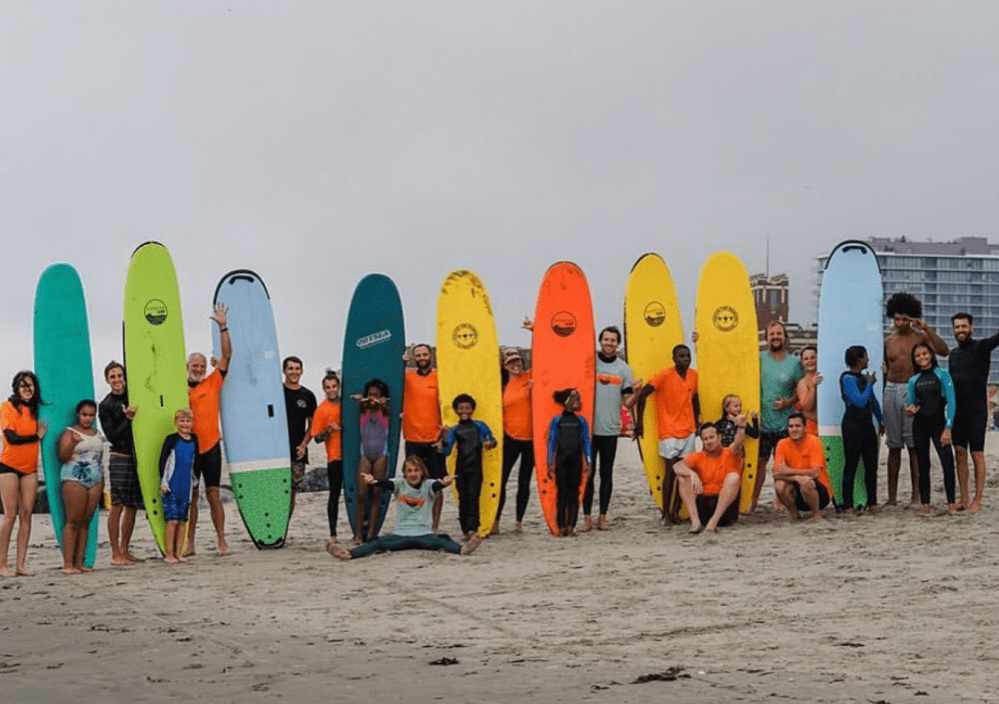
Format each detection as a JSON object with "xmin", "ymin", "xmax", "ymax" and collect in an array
[
  {"xmin": 791, "ymin": 479, "xmax": 831, "ymax": 512},
  {"xmin": 758, "ymin": 430, "xmax": 788, "ymax": 464},
  {"xmin": 193, "ymin": 442, "xmax": 222, "ymax": 489},
  {"xmin": 883, "ymin": 381, "xmax": 914, "ymax": 449},
  {"xmin": 695, "ymin": 493, "xmax": 739, "ymax": 527},
  {"xmin": 109, "ymin": 454, "xmax": 143, "ymax": 507},
  {"xmin": 952, "ymin": 410, "xmax": 988, "ymax": 452},
  {"xmin": 162, "ymin": 491, "xmax": 190, "ymax": 522},
  {"xmin": 0, "ymin": 463, "xmax": 22, "ymax": 476},
  {"xmin": 61, "ymin": 461, "xmax": 104, "ymax": 490},
  {"xmin": 405, "ymin": 441, "xmax": 446, "ymax": 480},
  {"xmin": 659, "ymin": 434, "xmax": 696, "ymax": 460},
  {"xmin": 291, "ymin": 459, "xmax": 307, "ymax": 492}
]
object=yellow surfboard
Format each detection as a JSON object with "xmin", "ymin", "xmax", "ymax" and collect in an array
[
  {"xmin": 695, "ymin": 252, "xmax": 760, "ymax": 514},
  {"xmin": 624, "ymin": 253, "xmax": 684, "ymax": 510},
  {"xmin": 435, "ymin": 270, "xmax": 504, "ymax": 537}
]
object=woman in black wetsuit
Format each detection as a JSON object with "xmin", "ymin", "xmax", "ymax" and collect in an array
[{"xmin": 904, "ymin": 342, "xmax": 957, "ymax": 517}]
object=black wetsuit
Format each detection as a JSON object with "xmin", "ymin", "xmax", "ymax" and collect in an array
[
  {"xmin": 839, "ymin": 371, "xmax": 882, "ymax": 510},
  {"xmin": 948, "ymin": 332, "xmax": 999, "ymax": 452}
]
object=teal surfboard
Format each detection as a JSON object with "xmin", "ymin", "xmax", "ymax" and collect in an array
[
  {"xmin": 212, "ymin": 270, "xmax": 291, "ymax": 549},
  {"xmin": 341, "ymin": 274, "xmax": 404, "ymax": 538},
  {"xmin": 33, "ymin": 263, "xmax": 99, "ymax": 568},
  {"xmin": 123, "ymin": 242, "xmax": 188, "ymax": 553},
  {"xmin": 818, "ymin": 240, "xmax": 884, "ymax": 509}
]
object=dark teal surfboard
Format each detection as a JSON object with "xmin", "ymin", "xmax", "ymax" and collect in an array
[
  {"xmin": 341, "ymin": 274, "xmax": 404, "ymax": 538},
  {"xmin": 33, "ymin": 263, "xmax": 99, "ymax": 568}
]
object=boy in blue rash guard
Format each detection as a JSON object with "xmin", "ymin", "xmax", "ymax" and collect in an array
[
  {"xmin": 437, "ymin": 394, "xmax": 497, "ymax": 539},
  {"xmin": 547, "ymin": 388, "xmax": 592, "ymax": 537},
  {"xmin": 839, "ymin": 346, "xmax": 884, "ymax": 514},
  {"xmin": 159, "ymin": 409, "xmax": 199, "ymax": 564},
  {"xmin": 905, "ymin": 342, "xmax": 958, "ymax": 516}
]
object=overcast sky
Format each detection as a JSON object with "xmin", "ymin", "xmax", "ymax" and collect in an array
[{"xmin": 3, "ymin": 2, "xmax": 998, "ymax": 393}]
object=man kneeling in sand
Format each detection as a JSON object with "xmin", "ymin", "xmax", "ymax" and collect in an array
[
  {"xmin": 773, "ymin": 413, "xmax": 833, "ymax": 520},
  {"xmin": 672, "ymin": 417, "xmax": 746, "ymax": 534}
]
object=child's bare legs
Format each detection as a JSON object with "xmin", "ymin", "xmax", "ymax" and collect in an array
[
  {"xmin": 366, "ymin": 456, "xmax": 388, "ymax": 542},
  {"xmin": 355, "ymin": 458, "xmax": 373, "ymax": 543},
  {"xmin": 0, "ymin": 473, "xmax": 38, "ymax": 576},
  {"xmin": 164, "ymin": 520, "xmax": 180, "ymax": 563},
  {"xmin": 175, "ymin": 521, "xmax": 188, "ymax": 562},
  {"xmin": 61, "ymin": 481, "xmax": 87, "ymax": 574}
]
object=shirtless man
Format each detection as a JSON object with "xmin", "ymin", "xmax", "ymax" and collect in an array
[
  {"xmin": 883, "ymin": 292, "xmax": 948, "ymax": 505},
  {"xmin": 948, "ymin": 313, "xmax": 998, "ymax": 513},
  {"xmin": 796, "ymin": 345, "xmax": 821, "ymax": 436},
  {"xmin": 186, "ymin": 303, "xmax": 232, "ymax": 556}
]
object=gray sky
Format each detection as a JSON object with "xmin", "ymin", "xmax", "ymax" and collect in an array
[{"xmin": 3, "ymin": 2, "xmax": 998, "ymax": 393}]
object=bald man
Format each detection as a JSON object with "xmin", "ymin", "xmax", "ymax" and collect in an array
[{"xmin": 186, "ymin": 303, "xmax": 232, "ymax": 556}]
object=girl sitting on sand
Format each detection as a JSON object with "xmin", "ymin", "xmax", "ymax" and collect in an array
[
  {"xmin": 328, "ymin": 456, "xmax": 481, "ymax": 560},
  {"xmin": 715, "ymin": 394, "xmax": 760, "ymax": 450},
  {"xmin": 352, "ymin": 378, "xmax": 391, "ymax": 543}
]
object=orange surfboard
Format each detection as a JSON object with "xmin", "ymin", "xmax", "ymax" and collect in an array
[{"xmin": 531, "ymin": 261, "xmax": 595, "ymax": 535}]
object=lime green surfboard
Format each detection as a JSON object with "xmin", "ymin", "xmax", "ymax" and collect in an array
[
  {"xmin": 34, "ymin": 263, "xmax": 99, "ymax": 568},
  {"xmin": 123, "ymin": 242, "xmax": 188, "ymax": 553}
]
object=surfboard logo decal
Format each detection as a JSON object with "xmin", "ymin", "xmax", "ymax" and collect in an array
[
  {"xmin": 452, "ymin": 323, "xmax": 478, "ymax": 349},
  {"xmin": 144, "ymin": 299, "xmax": 168, "ymax": 326},
  {"xmin": 643, "ymin": 301, "xmax": 666, "ymax": 328},
  {"xmin": 712, "ymin": 305, "xmax": 738, "ymax": 332},
  {"xmin": 356, "ymin": 330, "xmax": 392, "ymax": 349},
  {"xmin": 551, "ymin": 311, "xmax": 577, "ymax": 337}
]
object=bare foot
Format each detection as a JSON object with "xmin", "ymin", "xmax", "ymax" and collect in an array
[
  {"xmin": 217, "ymin": 539, "xmax": 230, "ymax": 557},
  {"xmin": 689, "ymin": 524, "xmax": 704, "ymax": 534},
  {"xmin": 62, "ymin": 567, "xmax": 82, "ymax": 575},
  {"xmin": 461, "ymin": 534, "xmax": 483, "ymax": 555},
  {"xmin": 514, "ymin": 522, "xmax": 522, "ymax": 533},
  {"xmin": 352, "ymin": 534, "xmax": 363, "ymax": 546},
  {"xmin": 326, "ymin": 537, "xmax": 338, "ymax": 552},
  {"xmin": 110, "ymin": 555, "xmax": 132, "ymax": 566},
  {"xmin": 16, "ymin": 568, "xmax": 33, "ymax": 577},
  {"xmin": 969, "ymin": 499, "xmax": 982, "ymax": 514},
  {"xmin": 947, "ymin": 504, "xmax": 958, "ymax": 516},
  {"xmin": 124, "ymin": 552, "xmax": 140, "ymax": 564},
  {"xmin": 489, "ymin": 522, "xmax": 500, "ymax": 536},
  {"xmin": 182, "ymin": 548, "xmax": 196, "ymax": 558},
  {"xmin": 597, "ymin": 515, "xmax": 610, "ymax": 531},
  {"xmin": 842, "ymin": 508, "xmax": 856, "ymax": 518},
  {"xmin": 954, "ymin": 501, "xmax": 967, "ymax": 511},
  {"xmin": 704, "ymin": 525, "xmax": 718, "ymax": 534},
  {"xmin": 910, "ymin": 493, "xmax": 920, "ymax": 505},
  {"xmin": 886, "ymin": 498, "xmax": 898, "ymax": 507},
  {"xmin": 0, "ymin": 566, "xmax": 15, "ymax": 578},
  {"xmin": 327, "ymin": 543, "xmax": 352, "ymax": 561},
  {"xmin": 920, "ymin": 504, "xmax": 932, "ymax": 516},
  {"xmin": 79, "ymin": 566, "xmax": 93, "ymax": 573},
  {"xmin": 164, "ymin": 556, "xmax": 180, "ymax": 564},
  {"xmin": 579, "ymin": 515, "xmax": 593, "ymax": 533},
  {"xmin": 867, "ymin": 504, "xmax": 883, "ymax": 515}
]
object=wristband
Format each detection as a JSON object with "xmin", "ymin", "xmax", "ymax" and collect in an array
[{"xmin": 219, "ymin": 327, "xmax": 228, "ymax": 333}]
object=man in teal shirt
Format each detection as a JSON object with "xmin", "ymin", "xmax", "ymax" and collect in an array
[{"xmin": 752, "ymin": 321, "xmax": 803, "ymax": 512}]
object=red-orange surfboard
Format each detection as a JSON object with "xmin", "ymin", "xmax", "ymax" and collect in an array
[{"xmin": 531, "ymin": 261, "xmax": 596, "ymax": 535}]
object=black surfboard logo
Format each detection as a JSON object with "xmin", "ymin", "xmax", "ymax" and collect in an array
[
  {"xmin": 712, "ymin": 305, "xmax": 738, "ymax": 332},
  {"xmin": 551, "ymin": 311, "xmax": 577, "ymax": 338},
  {"xmin": 644, "ymin": 301, "xmax": 666, "ymax": 328},
  {"xmin": 453, "ymin": 323, "xmax": 478, "ymax": 349},
  {"xmin": 144, "ymin": 299, "xmax": 168, "ymax": 326}
]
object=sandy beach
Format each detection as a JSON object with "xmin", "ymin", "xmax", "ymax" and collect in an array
[{"xmin": 4, "ymin": 437, "xmax": 999, "ymax": 703}]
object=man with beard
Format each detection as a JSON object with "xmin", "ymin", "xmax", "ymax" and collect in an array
[
  {"xmin": 186, "ymin": 303, "xmax": 232, "ymax": 556},
  {"xmin": 883, "ymin": 292, "xmax": 948, "ymax": 505},
  {"xmin": 402, "ymin": 344, "xmax": 445, "ymax": 533},
  {"xmin": 948, "ymin": 312, "xmax": 998, "ymax": 513},
  {"xmin": 751, "ymin": 321, "xmax": 803, "ymax": 513}
]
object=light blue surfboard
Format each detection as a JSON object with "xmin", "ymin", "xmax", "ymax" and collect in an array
[
  {"xmin": 212, "ymin": 270, "xmax": 291, "ymax": 549},
  {"xmin": 34, "ymin": 263, "xmax": 99, "ymax": 567},
  {"xmin": 818, "ymin": 240, "xmax": 885, "ymax": 509}
]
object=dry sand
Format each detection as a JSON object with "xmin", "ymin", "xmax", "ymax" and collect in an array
[{"xmin": 3, "ymin": 437, "xmax": 999, "ymax": 703}]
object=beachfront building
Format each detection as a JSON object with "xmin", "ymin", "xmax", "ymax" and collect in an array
[
  {"xmin": 819, "ymin": 236, "xmax": 999, "ymax": 383},
  {"xmin": 751, "ymin": 272, "xmax": 817, "ymax": 353}
]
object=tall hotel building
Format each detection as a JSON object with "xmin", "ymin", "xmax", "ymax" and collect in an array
[{"xmin": 819, "ymin": 236, "xmax": 999, "ymax": 383}]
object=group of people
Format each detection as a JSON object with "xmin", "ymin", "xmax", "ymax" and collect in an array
[{"xmin": 0, "ymin": 290, "xmax": 994, "ymax": 574}]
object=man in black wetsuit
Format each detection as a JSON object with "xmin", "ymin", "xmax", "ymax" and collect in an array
[{"xmin": 949, "ymin": 313, "xmax": 999, "ymax": 513}]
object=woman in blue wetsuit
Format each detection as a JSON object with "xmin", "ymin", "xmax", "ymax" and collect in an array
[{"xmin": 905, "ymin": 342, "xmax": 957, "ymax": 516}]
